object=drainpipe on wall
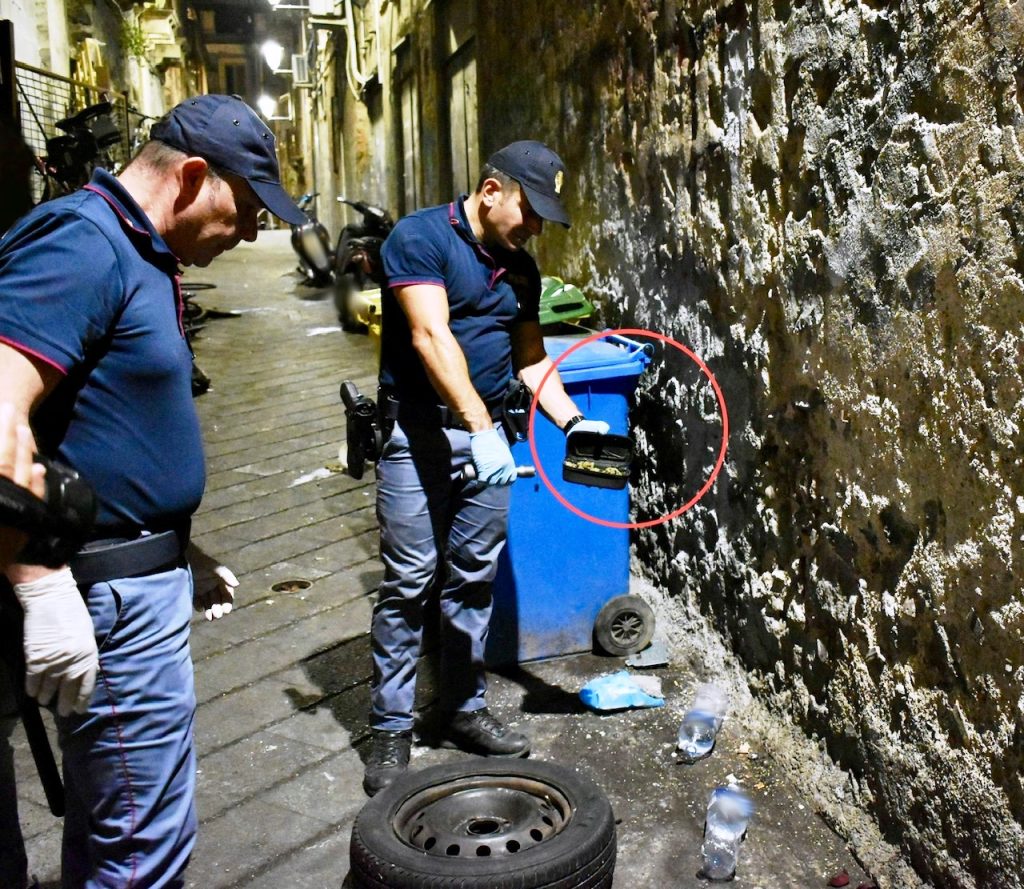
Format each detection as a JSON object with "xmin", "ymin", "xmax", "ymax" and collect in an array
[{"xmin": 342, "ymin": 0, "xmax": 369, "ymax": 100}]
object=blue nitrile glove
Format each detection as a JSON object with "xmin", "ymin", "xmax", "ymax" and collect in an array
[
  {"xmin": 564, "ymin": 417, "xmax": 610, "ymax": 438},
  {"xmin": 469, "ymin": 428, "xmax": 517, "ymax": 486}
]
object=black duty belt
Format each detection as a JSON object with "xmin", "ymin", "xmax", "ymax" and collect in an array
[
  {"xmin": 379, "ymin": 389, "xmax": 504, "ymax": 431},
  {"xmin": 70, "ymin": 526, "xmax": 189, "ymax": 587}
]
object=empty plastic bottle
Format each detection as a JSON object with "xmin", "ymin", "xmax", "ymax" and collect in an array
[
  {"xmin": 701, "ymin": 786, "xmax": 753, "ymax": 881},
  {"xmin": 677, "ymin": 683, "xmax": 726, "ymax": 763}
]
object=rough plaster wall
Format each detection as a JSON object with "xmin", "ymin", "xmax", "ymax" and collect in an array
[{"xmin": 480, "ymin": 1, "xmax": 1024, "ymax": 886}]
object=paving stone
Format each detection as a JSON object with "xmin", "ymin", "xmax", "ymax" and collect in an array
[
  {"xmin": 224, "ymin": 504, "xmax": 360, "ymax": 545},
  {"xmin": 260, "ymin": 748, "xmax": 365, "ymax": 825},
  {"xmin": 231, "ymin": 828, "xmax": 352, "ymax": 889},
  {"xmin": 194, "ymin": 635, "xmax": 308, "ymax": 705},
  {"xmin": 263, "ymin": 700, "xmax": 357, "ymax": 751},
  {"xmin": 8, "ymin": 715, "xmax": 60, "ymax": 820},
  {"xmin": 188, "ymin": 566, "xmax": 378, "ymax": 663},
  {"xmin": 184, "ymin": 800, "xmax": 334, "ymax": 889},
  {"xmin": 195, "ymin": 730, "xmax": 338, "ymax": 821},
  {"xmin": 193, "ymin": 601, "xmax": 373, "ymax": 705},
  {"xmin": 209, "ymin": 532, "xmax": 377, "ymax": 579},
  {"xmin": 202, "ymin": 407, "xmax": 342, "ymax": 454},
  {"xmin": 196, "ymin": 471, "xmax": 366, "ymax": 515},
  {"xmin": 22, "ymin": 819, "xmax": 61, "ymax": 886},
  {"xmin": 205, "ymin": 431, "xmax": 343, "ymax": 475},
  {"xmin": 12, "ymin": 792, "xmax": 59, "ymax": 845},
  {"xmin": 197, "ymin": 488, "xmax": 372, "ymax": 538},
  {"xmin": 195, "ymin": 679, "xmax": 309, "ymax": 757}
]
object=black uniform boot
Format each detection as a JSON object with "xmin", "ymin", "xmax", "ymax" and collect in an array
[
  {"xmin": 443, "ymin": 708, "xmax": 530, "ymax": 757},
  {"xmin": 363, "ymin": 729, "xmax": 412, "ymax": 796}
]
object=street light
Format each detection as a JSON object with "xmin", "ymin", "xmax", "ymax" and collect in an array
[
  {"xmin": 261, "ymin": 38, "xmax": 285, "ymax": 73},
  {"xmin": 256, "ymin": 92, "xmax": 294, "ymax": 121},
  {"xmin": 256, "ymin": 93, "xmax": 278, "ymax": 119}
]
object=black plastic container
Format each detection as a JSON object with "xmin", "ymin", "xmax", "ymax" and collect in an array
[{"xmin": 562, "ymin": 431, "xmax": 634, "ymax": 490}]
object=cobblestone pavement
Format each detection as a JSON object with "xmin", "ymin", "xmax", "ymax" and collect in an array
[{"xmin": 12, "ymin": 231, "xmax": 876, "ymax": 889}]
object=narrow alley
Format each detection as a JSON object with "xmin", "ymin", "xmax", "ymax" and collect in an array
[{"xmin": 12, "ymin": 231, "xmax": 883, "ymax": 888}]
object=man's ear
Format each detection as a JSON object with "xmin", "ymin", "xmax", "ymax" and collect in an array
[
  {"xmin": 479, "ymin": 176, "xmax": 505, "ymax": 208},
  {"xmin": 176, "ymin": 157, "xmax": 211, "ymax": 209}
]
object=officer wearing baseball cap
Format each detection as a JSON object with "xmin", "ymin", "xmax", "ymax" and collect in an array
[
  {"xmin": 485, "ymin": 139, "xmax": 571, "ymax": 228},
  {"xmin": 0, "ymin": 93, "xmax": 299, "ymax": 885},
  {"xmin": 364, "ymin": 140, "xmax": 611, "ymax": 797}
]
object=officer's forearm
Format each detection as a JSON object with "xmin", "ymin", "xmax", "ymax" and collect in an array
[
  {"xmin": 518, "ymin": 356, "xmax": 580, "ymax": 429},
  {"xmin": 411, "ymin": 324, "xmax": 492, "ymax": 432}
]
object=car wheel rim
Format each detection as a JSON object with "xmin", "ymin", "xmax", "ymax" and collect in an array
[{"xmin": 392, "ymin": 775, "xmax": 573, "ymax": 859}]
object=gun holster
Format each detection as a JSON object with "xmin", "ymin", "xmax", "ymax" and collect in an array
[
  {"xmin": 501, "ymin": 379, "xmax": 533, "ymax": 443},
  {"xmin": 339, "ymin": 381, "xmax": 383, "ymax": 480}
]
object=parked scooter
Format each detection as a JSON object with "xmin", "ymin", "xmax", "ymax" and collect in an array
[
  {"xmin": 290, "ymin": 193, "xmax": 333, "ymax": 287},
  {"xmin": 33, "ymin": 100, "xmax": 121, "ymax": 203},
  {"xmin": 332, "ymin": 197, "xmax": 394, "ymax": 331}
]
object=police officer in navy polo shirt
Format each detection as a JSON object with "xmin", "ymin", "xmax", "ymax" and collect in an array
[
  {"xmin": 0, "ymin": 95, "xmax": 305, "ymax": 888},
  {"xmin": 364, "ymin": 141, "xmax": 609, "ymax": 796}
]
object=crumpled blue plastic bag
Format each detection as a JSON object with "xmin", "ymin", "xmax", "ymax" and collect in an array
[{"xmin": 579, "ymin": 669, "xmax": 665, "ymax": 711}]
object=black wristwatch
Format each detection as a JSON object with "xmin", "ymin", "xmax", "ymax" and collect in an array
[{"xmin": 562, "ymin": 415, "xmax": 584, "ymax": 436}]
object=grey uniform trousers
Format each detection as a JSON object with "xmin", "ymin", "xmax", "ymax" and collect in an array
[{"xmin": 370, "ymin": 419, "xmax": 511, "ymax": 732}]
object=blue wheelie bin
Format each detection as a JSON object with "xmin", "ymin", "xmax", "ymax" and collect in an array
[{"xmin": 486, "ymin": 332, "xmax": 653, "ymax": 665}]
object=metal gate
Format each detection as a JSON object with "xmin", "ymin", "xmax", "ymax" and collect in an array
[{"xmin": 14, "ymin": 61, "xmax": 149, "ymax": 200}]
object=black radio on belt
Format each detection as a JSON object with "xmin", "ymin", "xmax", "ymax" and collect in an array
[
  {"xmin": 340, "ymin": 381, "xmax": 383, "ymax": 480},
  {"xmin": 0, "ymin": 454, "xmax": 97, "ymax": 567}
]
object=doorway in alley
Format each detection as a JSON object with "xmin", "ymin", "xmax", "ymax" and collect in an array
[{"xmin": 446, "ymin": 39, "xmax": 478, "ymax": 197}]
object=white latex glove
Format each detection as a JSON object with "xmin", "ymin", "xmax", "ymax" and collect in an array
[
  {"xmin": 469, "ymin": 428, "xmax": 517, "ymax": 486},
  {"xmin": 194, "ymin": 564, "xmax": 237, "ymax": 620},
  {"xmin": 566, "ymin": 418, "xmax": 610, "ymax": 438},
  {"xmin": 14, "ymin": 567, "xmax": 98, "ymax": 716}
]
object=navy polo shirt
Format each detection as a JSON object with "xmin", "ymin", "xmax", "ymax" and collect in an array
[
  {"xmin": 0, "ymin": 169, "xmax": 204, "ymax": 533},
  {"xmin": 380, "ymin": 196, "xmax": 541, "ymax": 406}
]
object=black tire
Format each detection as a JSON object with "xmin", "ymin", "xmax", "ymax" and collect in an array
[
  {"xmin": 350, "ymin": 758, "xmax": 616, "ymax": 889},
  {"xmin": 593, "ymin": 594, "xmax": 655, "ymax": 656}
]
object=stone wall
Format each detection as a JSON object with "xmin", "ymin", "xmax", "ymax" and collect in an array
[{"xmin": 477, "ymin": 1, "xmax": 1024, "ymax": 885}]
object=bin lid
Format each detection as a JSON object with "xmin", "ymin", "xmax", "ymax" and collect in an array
[{"xmin": 544, "ymin": 332, "xmax": 652, "ymax": 382}]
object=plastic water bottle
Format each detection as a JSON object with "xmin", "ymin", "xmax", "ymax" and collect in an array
[
  {"xmin": 701, "ymin": 786, "xmax": 753, "ymax": 880},
  {"xmin": 677, "ymin": 683, "xmax": 726, "ymax": 762}
]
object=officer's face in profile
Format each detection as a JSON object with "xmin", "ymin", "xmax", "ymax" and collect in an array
[
  {"xmin": 484, "ymin": 182, "xmax": 544, "ymax": 252},
  {"xmin": 180, "ymin": 169, "xmax": 261, "ymax": 267}
]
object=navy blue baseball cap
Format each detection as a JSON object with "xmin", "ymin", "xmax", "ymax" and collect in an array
[
  {"xmin": 487, "ymin": 140, "xmax": 570, "ymax": 228},
  {"xmin": 151, "ymin": 94, "xmax": 306, "ymax": 225}
]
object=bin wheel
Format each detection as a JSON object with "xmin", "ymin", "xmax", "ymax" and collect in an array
[
  {"xmin": 593, "ymin": 595, "xmax": 655, "ymax": 657},
  {"xmin": 349, "ymin": 758, "xmax": 616, "ymax": 888}
]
